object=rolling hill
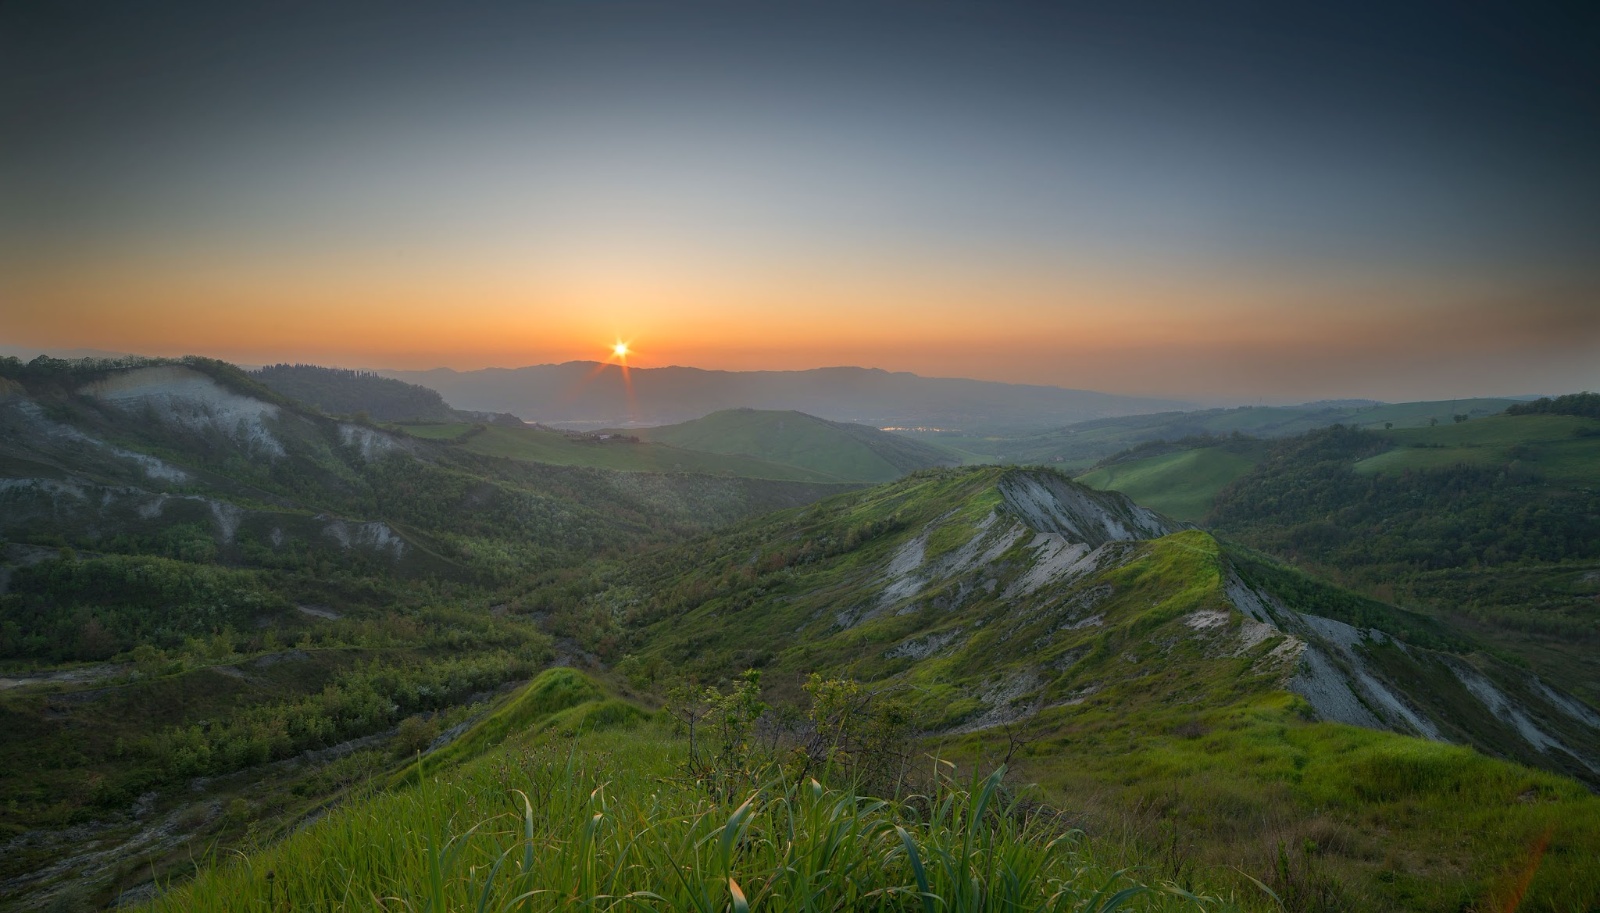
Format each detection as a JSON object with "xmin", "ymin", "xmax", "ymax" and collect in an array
[
  {"xmin": 0, "ymin": 355, "xmax": 852, "ymax": 909},
  {"xmin": 1073, "ymin": 439, "xmax": 1268, "ymax": 522},
  {"xmin": 6, "ymin": 357, "xmax": 1597, "ymax": 912},
  {"xmin": 250, "ymin": 363, "xmax": 460, "ymax": 422},
  {"xmin": 1071, "ymin": 408, "xmax": 1600, "ymax": 715},
  {"xmin": 250, "ymin": 363, "xmax": 528, "ymax": 426},
  {"xmin": 623, "ymin": 408, "xmax": 960, "ymax": 482},
  {"xmin": 391, "ymin": 421, "xmax": 849, "ymax": 482},
  {"xmin": 504, "ymin": 466, "xmax": 1600, "ymax": 910},
  {"xmin": 0, "ymin": 359, "xmax": 845, "ymax": 586},
  {"xmin": 912, "ymin": 397, "xmax": 1521, "ymax": 469}
]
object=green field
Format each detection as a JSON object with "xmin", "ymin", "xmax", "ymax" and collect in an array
[
  {"xmin": 1075, "ymin": 444, "xmax": 1265, "ymax": 522},
  {"xmin": 1355, "ymin": 413, "xmax": 1600, "ymax": 481},
  {"xmin": 390, "ymin": 412, "xmax": 957, "ymax": 483},
  {"xmin": 905, "ymin": 398, "xmax": 1520, "ymax": 470},
  {"xmin": 397, "ymin": 423, "xmax": 841, "ymax": 481},
  {"xmin": 1071, "ymin": 412, "xmax": 1600, "ymax": 525},
  {"xmin": 391, "ymin": 421, "xmax": 475, "ymax": 440}
]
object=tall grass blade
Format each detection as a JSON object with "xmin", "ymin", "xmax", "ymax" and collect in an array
[
  {"xmin": 719, "ymin": 795, "xmax": 757, "ymax": 873},
  {"xmin": 896, "ymin": 825, "xmax": 939, "ymax": 913}
]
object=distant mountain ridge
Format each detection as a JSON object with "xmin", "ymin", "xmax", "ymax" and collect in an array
[{"xmin": 378, "ymin": 362, "xmax": 1191, "ymax": 433}]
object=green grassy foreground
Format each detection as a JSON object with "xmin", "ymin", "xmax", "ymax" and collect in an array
[{"xmin": 141, "ymin": 669, "xmax": 1215, "ymax": 913}]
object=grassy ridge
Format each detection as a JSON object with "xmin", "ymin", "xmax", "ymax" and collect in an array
[
  {"xmin": 390, "ymin": 666, "xmax": 609, "ymax": 784},
  {"xmin": 142, "ymin": 669, "xmax": 1206, "ymax": 913},
  {"xmin": 1065, "ymin": 412, "xmax": 1600, "ymax": 709},
  {"xmin": 515, "ymin": 468, "xmax": 1600, "ymax": 911},
  {"xmin": 1201, "ymin": 418, "xmax": 1600, "ymax": 707},
  {"xmin": 134, "ymin": 663, "xmax": 1600, "ymax": 913},
  {"xmin": 251, "ymin": 364, "xmax": 458, "ymax": 422}
]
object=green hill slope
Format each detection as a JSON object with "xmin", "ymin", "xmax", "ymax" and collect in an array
[
  {"xmin": 627, "ymin": 408, "xmax": 959, "ymax": 482},
  {"xmin": 1075, "ymin": 441, "xmax": 1266, "ymax": 521},
  {"xmin": 1205, "ymin": 415, "xmax": 1600, "ymax": 707},
  {"xmin": 8, "ymin": 361, "xmax": 1598, "ymax": 913},
  {"xmin": 251, "ymin": 363, "xmax": 461, "ymax": 421},
  {"xmin": 1062, "ymin": 411, "xmax": 1600, "ymax": 711},
  {"xmin": 1352, "ymin": 412, "xmax": 1600, "ymax": 481},
  {"xmin": 911, "ymin": 397, "xmax": 1519, "ymax": 470},
  {"xmin": 138, "ymin": 668, "xmax": 1206, "ymax": 913},
  {"xmin": 0, "ymin": 355, "xmax": 851, "ymax": 910},
  {"xmin": 392, "ymin": 421, "xmax": 843, "ymax": 481},
  {"xmin": 513, "ymin": 467, "xmax": 1600, "ymax": 910}
]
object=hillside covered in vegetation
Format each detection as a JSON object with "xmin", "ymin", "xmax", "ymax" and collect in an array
[
  {"xmin": 907, "ymin": 398, "xmax": 1520, "ymax": 469},
  {"xmin": 251, "ymin": 363, "xmax": 462, "ymax": 422},
  {"xmin": 496, "ymin": 466, "xmax": 1600, "ymax": 911},
  {"xmin": 626, "ymin": 408, "xmax": 960, "ymax": 482},
  {"xmin": 1073, "ymin": 408, "xmax": 1600, "ymax": 716},
  {"xmin": 3, "ymin": 358, "xmax": 1597, "ymax": 913},
  {"xmin": 0, "ymin": 356, "xmax": 849, "ymax": 908}
]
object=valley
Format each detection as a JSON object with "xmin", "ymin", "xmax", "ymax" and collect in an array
[{"xmin": 2, "ymin": 356, "xmax": 1597, "ymax": 912}]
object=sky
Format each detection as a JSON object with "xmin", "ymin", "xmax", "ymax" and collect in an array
[{"xmin": 3, "ymin": 0, "xmax": 1598, "ymax": 402}]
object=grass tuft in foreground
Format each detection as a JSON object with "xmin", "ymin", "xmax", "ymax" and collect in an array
[{"xmin": 143, "ymin": 718, "xmax": 1220, "ymax": 912}]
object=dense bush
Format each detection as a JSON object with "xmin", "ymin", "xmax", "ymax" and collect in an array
[
  {"xmin": 1505, "ymin": 392, "xmax": 1600, "ymax": 419},
  {"xmin": 1210, "ymin": 425, "xmax": 1600, "ymax": 575},
  {"xmin": 0, "ymin": 555, "xmax": 283, "ymax": 661},
  {"xmin": 132, "ymin": 649, "xmax": 545, "ymax": 778}
]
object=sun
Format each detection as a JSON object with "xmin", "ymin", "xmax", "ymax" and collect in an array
[{"xmin": 612, "ymin": 341, "xmax": 630, "ymax": 359}]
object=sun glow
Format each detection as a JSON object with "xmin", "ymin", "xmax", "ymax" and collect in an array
[{"xmin": 612, "ymin": 341, "xmax": 630, "ymax": 359}]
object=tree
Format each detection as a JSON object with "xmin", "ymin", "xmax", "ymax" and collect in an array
[
  {"xmin": 666, "ymin": 669, "xmax": 768, "ymax": 797},
  {"xmin": 799, "ymin": 674, "xmax": 913, "ymax": 795}
]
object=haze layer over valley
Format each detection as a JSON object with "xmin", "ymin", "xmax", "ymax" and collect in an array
[{"xmin": 379, "ymin": 363, "xmax": 1193, "ymax": 433}]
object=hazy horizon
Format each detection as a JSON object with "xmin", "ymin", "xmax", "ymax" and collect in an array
[
  {"xmin": 4, "ymin": 1, "xmax": 1598, "ymax": 401},
  {"xmin": 0, "ymin": 343, "xmax": 1566, "ymax": 411}
]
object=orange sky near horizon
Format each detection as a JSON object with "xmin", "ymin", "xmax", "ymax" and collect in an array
[{"xmin": 7, "ymin": 246, "xmax": 1595, "ymax": 400}]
